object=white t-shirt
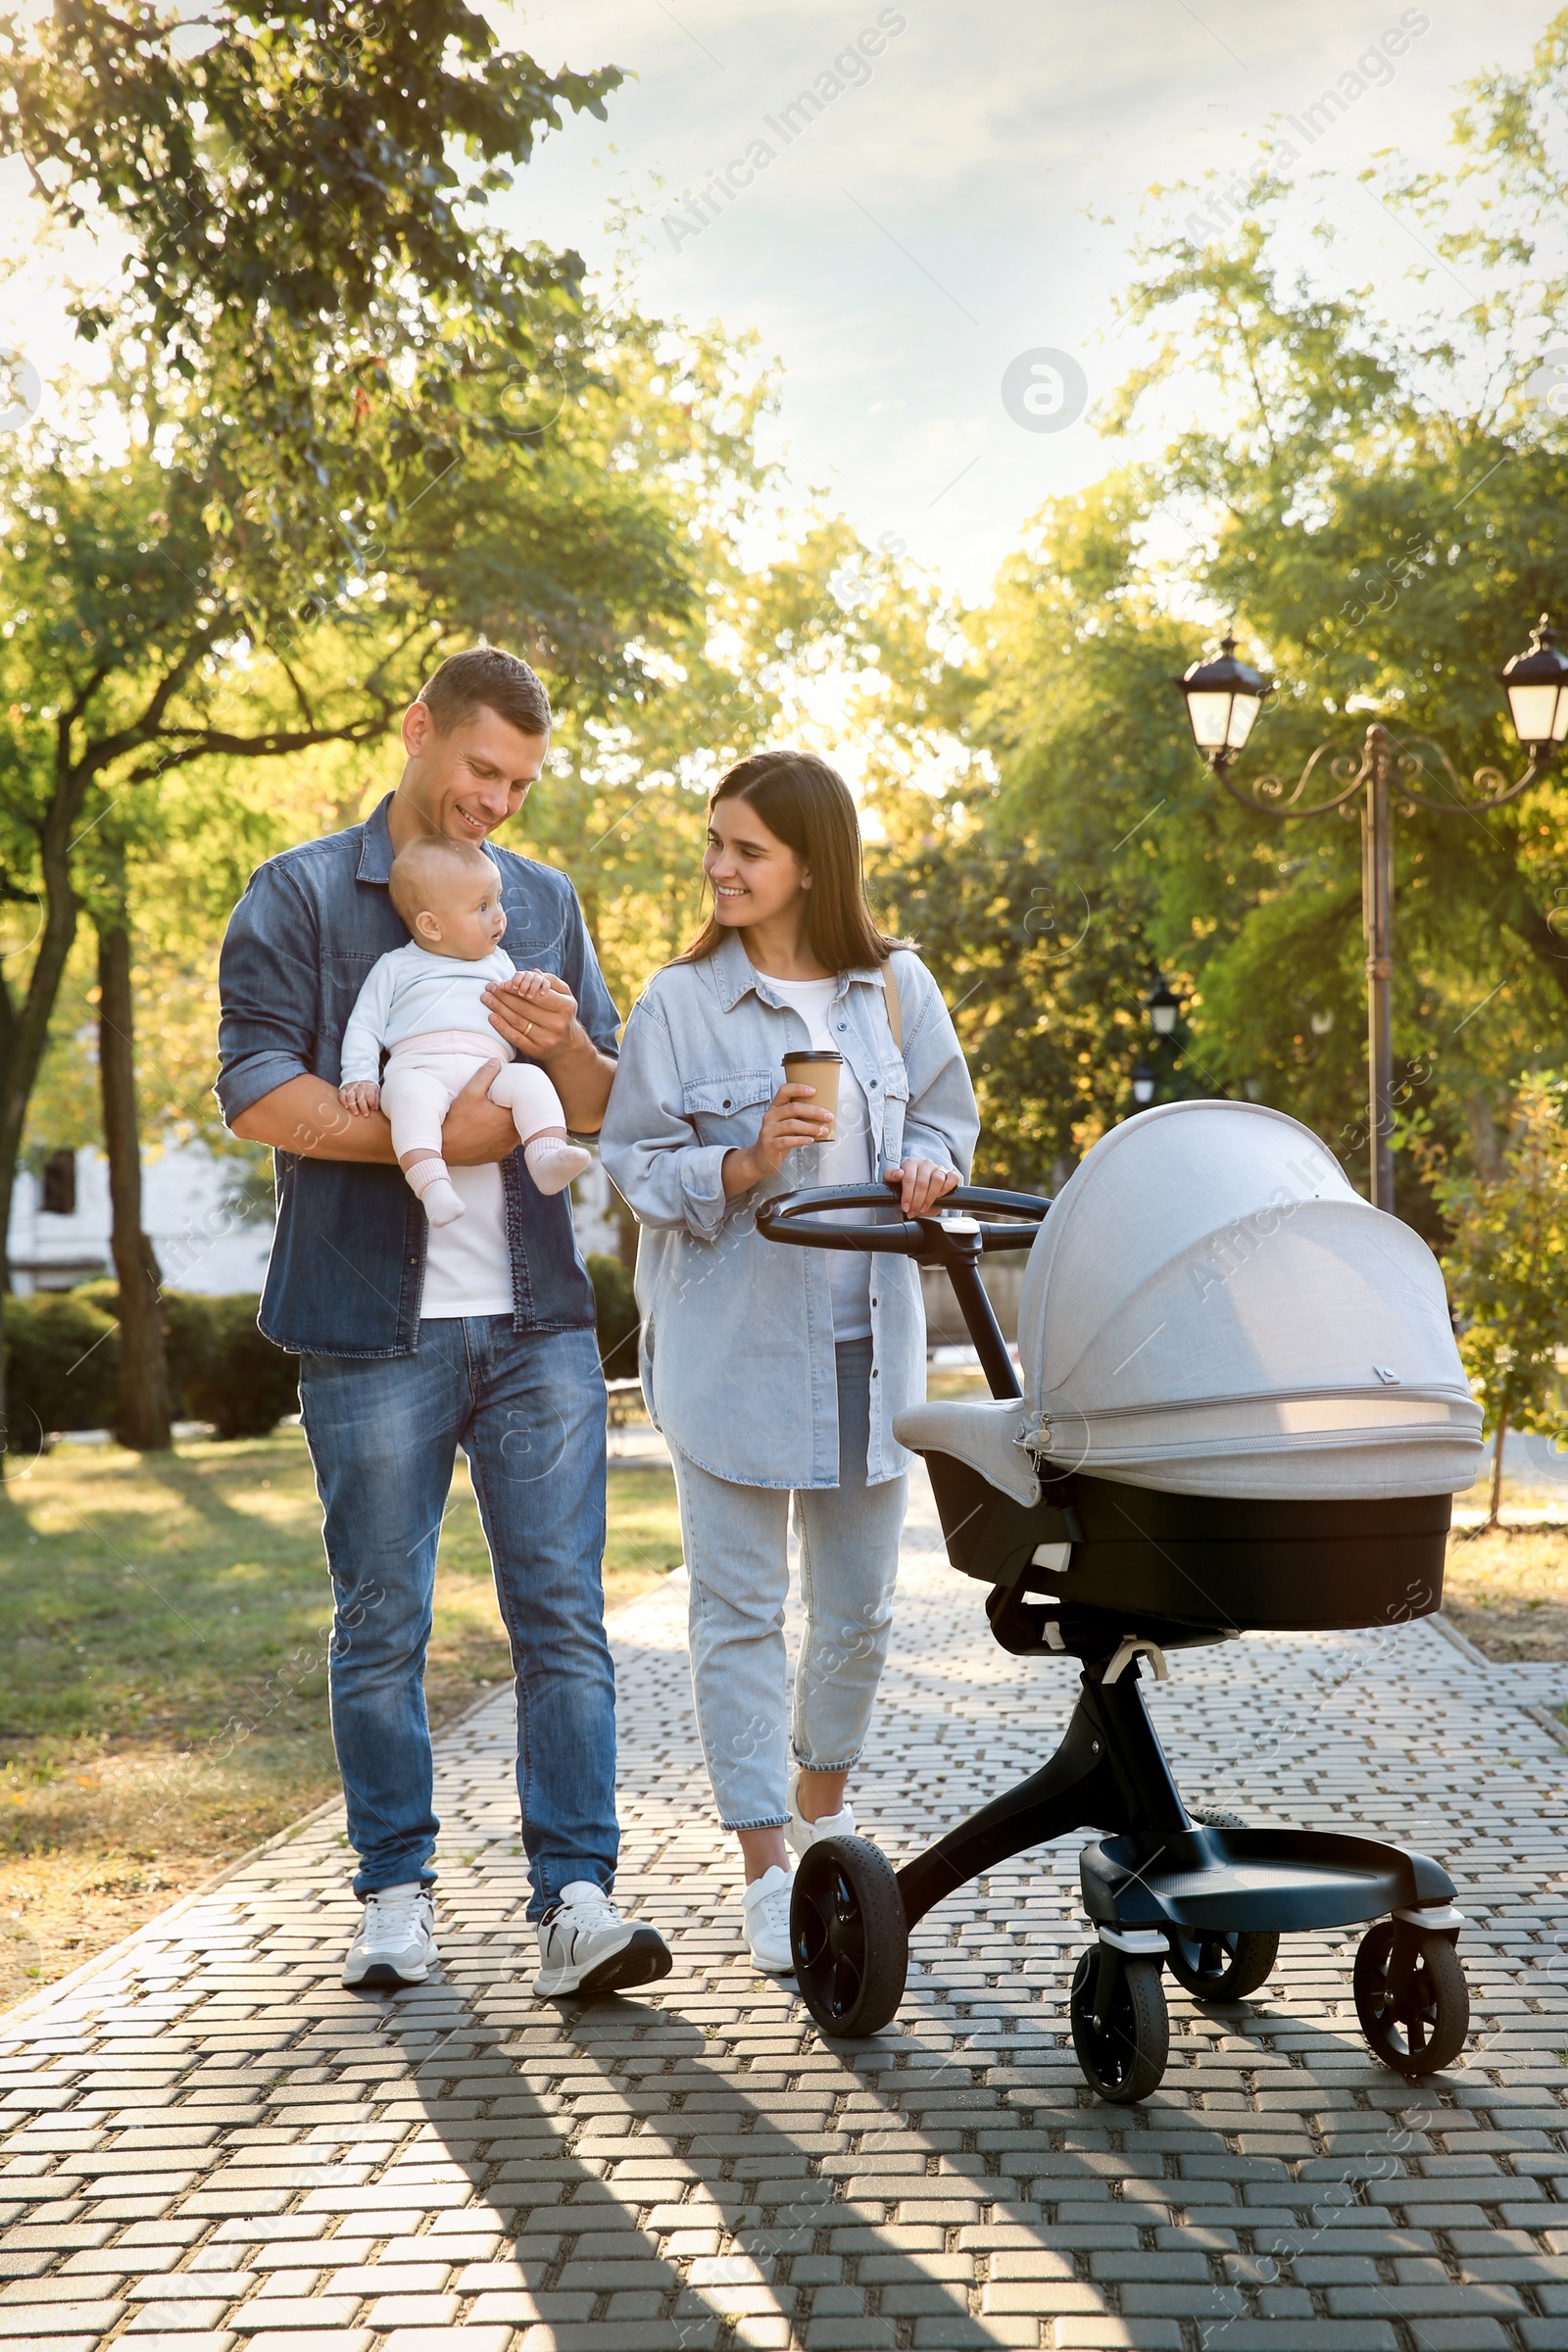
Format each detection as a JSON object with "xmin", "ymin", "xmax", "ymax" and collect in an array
[
  {"xmin": 761, "ymin": 972, "xmax": 873, "ymax": 1344},
  {"xmin": 420, "ymin": 1160, "xmax": 514, "ymax": 1319}
]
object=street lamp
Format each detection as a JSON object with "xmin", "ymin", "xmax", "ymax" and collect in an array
[
  {"xmin": 1175, "ymin": 633, "xmax": 1273, "ymax": 762},
  {"xmin": 1500, "ymin": 615, "xmax": 1568, "ymax": 751},
  {"xmin": 1131, "ymin": 1064, "xmax": 1156, "ymax": 1108},
  {"xmin": 1175, "ymin": 614, "xmax": 1566, "ymax": 1213},
  {"xmin": 1143, "ymin": 974, "xmax": 1183, "ymax": 1038}
]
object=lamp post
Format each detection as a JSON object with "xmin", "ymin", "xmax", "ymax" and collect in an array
[
  {"xmin": 1131, "ymin": 973, "xmax": 1185, "ymax": 1111},
  {"xmin": 1144, "ymin": 973, "xmax": 1183, "ymax": 1040},
  {"xmin": 1175, "ymin": 617, "xmax": 1568, "ymax": 1213}
]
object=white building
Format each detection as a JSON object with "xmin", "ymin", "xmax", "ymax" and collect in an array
[
  {"xmin": 8, "ymin": 1143, "xmax": 626, "ymax": 1296},
  {"xmin": 8, "ymin": 1144, "xmax": 275, "ymax": 1296}
]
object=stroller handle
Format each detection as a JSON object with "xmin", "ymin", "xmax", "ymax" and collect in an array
[
  {"xmin": 756, "ymin": 1183, "xmax": 1051, "ymax": 1259},
  {"xmin": 757, "ymin": 1184, "xmax": 1050, "ymax": 1399}
]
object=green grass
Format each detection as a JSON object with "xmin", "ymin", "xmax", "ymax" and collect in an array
[
  {"xmin": 1442, "ymin": 1518, "xmax": 1568, "ymax": 1662},
  {"xmin": 0, "ymin": 1426, "xmax": 680, "ymax": 2008}
]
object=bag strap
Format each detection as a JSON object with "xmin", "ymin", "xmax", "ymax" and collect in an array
[{"xmin": 882, "ymin": 954, "xmax": 904, "ymax": 1054}]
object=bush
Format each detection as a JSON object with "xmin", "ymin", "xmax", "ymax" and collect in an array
[
  {"xmin": 172, "ymin": 1294, "xmax": 299, "ymax": 1439},
  {"xmin": 587, "ymin": 1251, "xmax": 640, "ymax": 1382},
  {"xmin": 53, "ymin": 1285, "xmax": 298, "ymax": 1442},
  {"xmin": 4, "ymin": 1292, "xmax": 120, "ymax": 1450}
]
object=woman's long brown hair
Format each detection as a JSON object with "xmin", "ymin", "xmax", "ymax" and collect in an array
[{"xmin": 680, "ymin": 750, "xmax": 908, "ymax": 970}]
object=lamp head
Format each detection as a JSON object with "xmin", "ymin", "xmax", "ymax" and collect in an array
[
  {"xmin": 1131, "ymin": 1065, "xmax": 1156, "ymax": 1107},
  {"xmin": 1173, "ymin": 630, "xmax": 1273, "ymax": 767},
  {"xmin": 1144, "ymin": 973, "xmax": 1182, "ymax": 1037},
  {"xmin": 1499, "ymin": 614, "xmax": 1568, "ymax": 753}
]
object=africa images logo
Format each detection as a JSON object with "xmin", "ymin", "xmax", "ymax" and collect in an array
[
  {"xmin": 662, "ymin": 11, "xmax": 908, "ymax": 252},
  {"xmin": 1000, "ymin": 349, "xmax": 1089, "ymax": 435}
]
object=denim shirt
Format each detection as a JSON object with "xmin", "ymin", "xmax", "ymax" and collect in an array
[
  {"xmin": 599, "ymin": 932, "xmax": 979, "ymax": 1489},
  {"xmin": 215, "ymin": 795, "xmax": 621, "ymax": 1357}
]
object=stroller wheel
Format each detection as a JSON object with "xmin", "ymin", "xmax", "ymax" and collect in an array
[
  {"xmin": 1070, "ymin": 1946, "xmax": 1169, "ymax": 2104},
  {"xmin": 791, "ymin": 1835, "xmax": 907, "ymax": 2037},
  {"xmin": 1166, "ymin": 1928, "xmax": 1280, "ymax": 2004},
  {"xmin": 1353, "ymin": 1920, "xmax": 1469, "ymax": 2077}
]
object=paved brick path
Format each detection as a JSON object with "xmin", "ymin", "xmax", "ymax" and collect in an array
[{"xmin": 3, "ymin": 1470, "xmax": 1567, "ymax": 2352}]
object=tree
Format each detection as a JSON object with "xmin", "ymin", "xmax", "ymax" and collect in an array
[
  {"xmin": 0, "ymin": 445, "xmax": 422, "ymax": 1446},
  {"xmin": 932, "ymin": 16, "xmax": 1568, "ymax": 1215},
  {"xmin": 0, "ymin": 0, "xmax": 748, "ymax": 1446},
  {"xmin": 1425, "ymin": 1078, "xmax": 1568, "ymax": 1529},
  {"xmin": 1, "ymin": 0, "xmax": 625, "ymax": 539},
  {"xmin": 869, "ymin": 800, "xmax": 1164, "ymax": 1186},
  {"xmin": 95, "ymin": 853, "xmax": 172, "ymax": 1449}
]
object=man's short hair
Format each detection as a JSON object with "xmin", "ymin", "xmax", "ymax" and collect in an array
[
  {"xmin": 389, "ymin": 836, "xmax": 496, "ymax": 928},
  {"xmin": 417, "ymin": 646, "xmax": 552, "ymax": 739}
]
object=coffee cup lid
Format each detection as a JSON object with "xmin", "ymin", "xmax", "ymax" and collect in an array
[{"xmin": 782, "ymin": 1049, "xmax": 844, "ymax": 1065}]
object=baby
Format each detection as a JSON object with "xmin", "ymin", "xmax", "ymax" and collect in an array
[{"xmin": 338, "ymin": 836, "xmax": 590, "ymax": 1228}]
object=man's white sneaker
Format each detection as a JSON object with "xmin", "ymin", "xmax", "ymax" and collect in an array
[
  {"xmin": 533, "ymin": 1881, "xmax": 672, "ymax": 1998},
  {"xmin": 787, "ymin": 1770, "xmax": 857, "ymax": 1857},
  {"xmin": 743, "ymin": 1864, "xmax": 796, "ymax": 1974},
  {"xmin": 342, "ymin": 1883, "xmax": 437, "ymax": 1988}
]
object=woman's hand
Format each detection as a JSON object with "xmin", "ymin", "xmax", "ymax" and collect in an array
[
  {"xmin": 884, "ymin": 1157, "xmax": 959, "ymax": 1216},
  {"xmin": 722, "ymin": 1081, "xmax": 834, "ymax": 1198}
]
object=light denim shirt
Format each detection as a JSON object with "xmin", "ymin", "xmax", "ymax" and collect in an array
[{"xmin": 599, "ymin": 931, "xmax": 979, "ymax": 1489}]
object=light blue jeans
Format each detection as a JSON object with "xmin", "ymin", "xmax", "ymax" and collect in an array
[{"xmin": 670, "ymin": 1339, "xmax": 907, "ymax": 1830}]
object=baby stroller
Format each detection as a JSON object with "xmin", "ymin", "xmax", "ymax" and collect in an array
[{"xmin": 758, "ymin": 1101, "xmax": 1485, "ymax": 2102}]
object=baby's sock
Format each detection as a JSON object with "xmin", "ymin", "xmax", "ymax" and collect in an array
[
  {"xmin": 405, "ymin": 1155, "xmax": 465, "ymax": 1227},
  {"xmin": 523, "ymin": 1134, "xmax": 592, "ymax": 1198}
]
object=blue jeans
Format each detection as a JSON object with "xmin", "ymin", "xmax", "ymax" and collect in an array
[
  {"xmin": 670, "ymin": 1340, "xmax": 907, "ymax": 1830},
  {"xmin": 298, "ymin": 1318, "xmax": 617, "ymax": 1915}
]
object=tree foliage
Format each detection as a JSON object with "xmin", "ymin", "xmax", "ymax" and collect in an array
[
  {"xmin": 900, "ymin": 14, "xmax": 1568, "ymax": 1209},
  {"xmin": 0, "ymin": 0, "xmax": 784, "ymax": 1447},
  {"xmin": 1426, "ymin": 1077, "xmax": 1568, "ymax": 1524},
  {"xmin": 1, "ymin": 0, "xmax": 622, "ymax": 529}
]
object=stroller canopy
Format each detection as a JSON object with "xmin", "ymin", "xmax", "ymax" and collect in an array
[{"xmin": 1015, "ymin": 1101, "xmax": 1484, "ymax": 1499}]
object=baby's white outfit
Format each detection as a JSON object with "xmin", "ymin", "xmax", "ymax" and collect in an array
[{"xmin": 340, "ymin": 942, "xmax": 588, "ymax": 1226}]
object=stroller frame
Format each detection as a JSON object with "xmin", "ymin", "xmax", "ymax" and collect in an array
[{"xmin": 758, "ymin": 1183, "xmax": 1471, "ymax": 2102}]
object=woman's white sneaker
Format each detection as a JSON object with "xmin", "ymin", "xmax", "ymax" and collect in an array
[
  {"xmin": 342, "ymin": 1883, "xmax": 437, "ymax": 1988},
  {"xmin": 743, "ymin": 1864, "xmax": 796, "ymax": 1973},
  {"xmin": 533, "ymin": 1881, "xmax": 672, "ymax": 1997},
  {"xmin": 787, "ymin": 1770, "xmax": 856, "ymax": 1856}
]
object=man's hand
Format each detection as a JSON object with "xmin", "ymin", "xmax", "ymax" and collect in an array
[
  {"xmin": 884, "ymin": 1158, "xmax": 960, "ymax": 1216},
  {"xmin": 439, "ymin": 1057, "xmax": 521, "ymax": 1165},
  {"xmin": 234, "ymin": 1065, "xmax": 529, "ymax": 1167},
  {"xmin": 483, "ymin": 968, "xmax": 578, "ymax": 1060},
  {"xmin": 481, "ymin": 966, "xmax": 617, "ymax": 1136},
  {"xmin": 339, "ymin": 1080, "xmax": 381, "ymax": 1117}
]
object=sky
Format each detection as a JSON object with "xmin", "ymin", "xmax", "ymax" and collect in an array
[
  {"xmin": 492, "ymin": 0, "xmax": 1550, "ymax": 603},
  {"xmin": 0, "ymin": 0, "xmax": 1550, "ymax": 613}
]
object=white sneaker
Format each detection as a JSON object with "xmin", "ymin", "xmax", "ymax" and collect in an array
[
  {"xmin": 342, "ymin": 1883, "xmax": 437, "ymax": 1988},
  {"xmin": 787, "ymin": 1769, "xmax": 857, "ymax": 1857},
  {"xmin": 743, "ymin": 1864, "xmax": 796, "ymax": 1974},
  {"xmin": 533, "ymin": 1881, "xmax": 672, "ymax": 1998}
]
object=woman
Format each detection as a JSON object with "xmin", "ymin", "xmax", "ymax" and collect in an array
[{"xmin": 600, "ymin": 750, "xmax": 978, "ymax": 1971}]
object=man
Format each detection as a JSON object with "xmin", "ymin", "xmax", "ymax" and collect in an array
[{"xmin": 218, "ymin": 645, "xmax": 670, "ymax": 1999}]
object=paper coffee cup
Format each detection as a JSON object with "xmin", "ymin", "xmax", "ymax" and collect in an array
[{"xmin": 782, "ymin": 1049, "xmax": 843, "ymax": 1141}]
